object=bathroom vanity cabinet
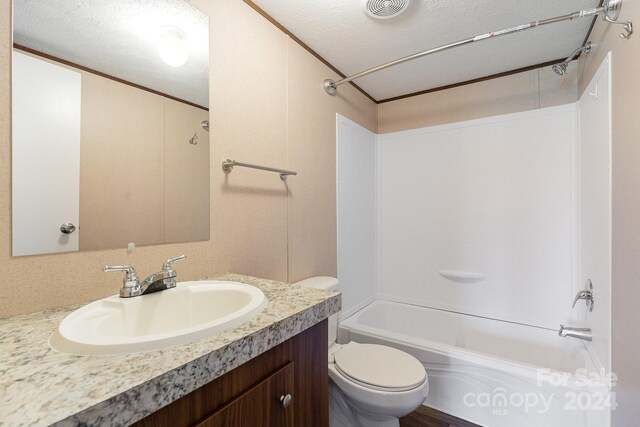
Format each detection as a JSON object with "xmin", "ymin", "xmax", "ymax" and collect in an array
[
  {"xmin": 133, "ymin": 320, "xmax": 329, "ymax": 427},
  {"xmin": 0, "ymin": 274, "xmax": 339, "ymax": 426}
]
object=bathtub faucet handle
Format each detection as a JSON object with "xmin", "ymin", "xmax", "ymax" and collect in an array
[{"xmin": 572, "ymin": 279, "xmax": 594, "ymax": 312}]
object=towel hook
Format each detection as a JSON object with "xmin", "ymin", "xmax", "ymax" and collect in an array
[{"xmin": 604, "ymin": 16, "xmax": 633, "ymax": 39}]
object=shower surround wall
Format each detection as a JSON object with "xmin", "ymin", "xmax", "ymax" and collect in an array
[
  {"xmin": 336, "ymin": 116, "xmax": 377, "ymax": 316},
  {"xmin": 378, "ymin": 105, "xmax": 579, "ymax": 330},
  {"xmin": 577, "ymin": 55, "xmax": 612, "ymax": 377},
  {"xmin": 338, "ymin": 107, "xmax": 581, "ymax": 329},
  {"xmin": 339, "ymin": 90, "xmax": 611, "ymax": 361}
]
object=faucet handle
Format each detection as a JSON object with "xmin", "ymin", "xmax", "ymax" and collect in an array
[
  {"xmin": 572, "ymin": 290, "xmax": 590, "ymax": 308},
  {"xmin": 572, "ymin": 279, "xmax": 595, "ymax": 311},
  {"xmin": 103, "ymin": 265, "xmax": 138, "ymax": 278},
  {"xmin": 162, "ymin": 255, "xmax": 187, "ymax": 271},
  {"xmin": 103, "ymin": 265, "xmax": 142, "ymax": 297}
]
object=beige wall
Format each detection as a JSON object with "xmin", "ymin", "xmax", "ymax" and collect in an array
[
  {"xmin": 0, "ymin": 0, "xmax": 376, "ymax": 318},
  {"xmin": 79, "ymin": 71, "xmax": 166, "ymax": 250},
  {"xmin": 207, "ymin": 0, "xmax": 376, "ymax": 283},
  {"xmin": 577, "ymin": 5, "xmax": 640, "ymax": 424},
  {"xmin": 378, "ymin": 64, "xmax": 578, "ymax": 133},
  {"xmin": 163, "ymin": 98, "xmax": 210, "ymax": 245},
  {"xmin": 286, "ymin": 39, "xmax": 377, "ymax": 282},
  {"xmin": 79, "ymin": 71, "xmax": 210, "ymax": 250}
]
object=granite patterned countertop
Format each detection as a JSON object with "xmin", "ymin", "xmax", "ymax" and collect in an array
[{"xmin": 0, "ymin": 274, "xmax": 340, "ymax": 427}]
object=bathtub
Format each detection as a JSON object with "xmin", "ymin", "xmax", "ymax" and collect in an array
[{"xmin": 338, "ymin": 300, "xmax": 611, "ymax": 427}]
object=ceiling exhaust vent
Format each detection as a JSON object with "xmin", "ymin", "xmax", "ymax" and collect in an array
[{"xmin": 363, "ymin": 0, "xmax": 411, "ymax": 19}]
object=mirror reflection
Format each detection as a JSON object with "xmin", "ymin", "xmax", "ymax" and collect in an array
[{"xmin": 11, "ymin": 0, "xmax": 210, "ymax": 256}]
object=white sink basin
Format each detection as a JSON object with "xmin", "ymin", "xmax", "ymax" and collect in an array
[{"xmin": 50, "ymin": 281, "xmax": 268, "ymax": 355}]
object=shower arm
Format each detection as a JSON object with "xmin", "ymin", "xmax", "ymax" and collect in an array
[
  {"xmin": 552, "ymin": 41, "xmax": 593, "ymax": 76},
  {"xmin": 564, "ymin": 42, "xmax": 593, "ymax": 65},
  {"xmin": 324, "ymin": 0, "xmax": 632, "ymax": 95}
]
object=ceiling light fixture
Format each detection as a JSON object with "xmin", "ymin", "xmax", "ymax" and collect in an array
[{"xmin": 157, "ymin": 25, "xmax": 188, "ymax": 67}]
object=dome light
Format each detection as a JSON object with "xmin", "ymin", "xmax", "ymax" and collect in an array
[{"xmin": 157, "ymin": 26, "xmax": 188, "ymax": 67}]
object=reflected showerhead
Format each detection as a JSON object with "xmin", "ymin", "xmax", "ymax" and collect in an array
[
  {"xmin": 552, "ymin": 62, "xmax": 568, "ymax": 76},
  {"xmin": 201, "ymin": 120, "xmax": 209, "ymax": 132}
]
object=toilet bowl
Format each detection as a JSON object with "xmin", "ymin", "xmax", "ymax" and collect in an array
[{"xmin": 297, "ymin": 277, "xmax": 428, "ymax": 427}]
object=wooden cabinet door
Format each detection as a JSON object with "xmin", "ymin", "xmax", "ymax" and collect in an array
[{"xmin": 196, "ymin": 362, "xmax": 294, "ymax": 427}]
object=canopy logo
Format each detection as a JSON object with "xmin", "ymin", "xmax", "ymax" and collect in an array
[{"xmin": 462, "ymin": 368, "xmax": 616, "ymax": 416}]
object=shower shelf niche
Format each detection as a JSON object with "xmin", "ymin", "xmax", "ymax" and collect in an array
[{"xmin": 438, "ymin": 271, "xmax": 486, "ymax": 284}]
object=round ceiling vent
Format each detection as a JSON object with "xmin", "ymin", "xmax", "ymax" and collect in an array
[{"xmin": 363, "ymin": 0, "xmax": 412, "ymax": 19}]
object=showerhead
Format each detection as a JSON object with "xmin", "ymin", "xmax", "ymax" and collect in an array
[
  {"xmin": 201, "ymin": 120, "xmax": 209, "ymax": 132},
  {"xmin": 552, "ymin": 62, "xmax": 568, "ymax": 76},
  {"xmin": 553, "ymin": 42, "xmax": 592, "ymax": 77}
]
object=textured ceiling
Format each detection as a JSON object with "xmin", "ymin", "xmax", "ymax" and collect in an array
[
  {"xmin": 13, "ymin": 0, "xmax": 209, "ymax": 107},
  {"xmin": 251, "ymin": 0, "xmax": 599, "ymax": 101}
]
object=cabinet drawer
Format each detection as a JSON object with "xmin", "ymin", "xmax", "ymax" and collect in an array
[{"xmin": 196, "ymin": 362, "xmax": 294, "ymax": 427}]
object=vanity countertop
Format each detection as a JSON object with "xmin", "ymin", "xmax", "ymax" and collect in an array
[{"xmin": 0, "ymin": 274, "xmax": 340, "ymax": 427}]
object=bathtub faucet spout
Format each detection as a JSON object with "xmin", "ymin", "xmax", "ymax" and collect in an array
[{"xmin": 558, "ymin": 324, "xmax": 592, "ymax": 341}]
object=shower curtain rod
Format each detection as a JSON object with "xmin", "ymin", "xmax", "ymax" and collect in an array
[{"xmin": 324, "ymin": 0, "xmax": 632, "ymax": 96}]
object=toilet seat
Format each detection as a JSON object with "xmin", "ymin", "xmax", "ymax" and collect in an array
[{"xmin": 333, "ymin": 342, "xmax": 426, "ymax": 392}]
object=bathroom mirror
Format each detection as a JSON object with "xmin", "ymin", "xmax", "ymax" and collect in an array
[{"xmin": 11, "ymin": 0, "xmax": 210, "ymax": 256}]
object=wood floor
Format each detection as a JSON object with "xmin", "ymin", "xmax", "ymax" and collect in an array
[{"xmin": 400, "ymin": 406, "xmax": 480, "ymax": 427}]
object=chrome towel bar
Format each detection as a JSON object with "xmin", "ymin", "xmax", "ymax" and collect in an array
[{"xmin": 222, "ymin": 159, "xmax": 297, "ymax": 181}]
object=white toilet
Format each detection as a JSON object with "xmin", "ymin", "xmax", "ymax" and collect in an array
[{"xmin": 297, "ymin": 277, "xmax": 428, "ymax": 427}]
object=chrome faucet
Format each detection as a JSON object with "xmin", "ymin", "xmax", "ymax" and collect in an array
[
  {"xmin": 103, "ymin": 265, "xmax": 142, "ymax": 297},
  {"xmin": 140, "ymin": 255, "xmax": 187, "ymax": 294},
  {"xmin": 103, "ymin": 255, "xmax": 187, "ymax": 298},
  {"xmin": 558, "ymin": 324, "xmax": 592, "ymax": 341}
]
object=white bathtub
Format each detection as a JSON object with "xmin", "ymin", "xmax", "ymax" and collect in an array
[{"xmin": 338, "ymin": 300, "xmax": 611, "ymax": 427}]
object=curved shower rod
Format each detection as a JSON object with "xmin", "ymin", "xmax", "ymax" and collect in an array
[{"xmin": 323, "ymin": 0, "xmax": 632, "ymax": 96}]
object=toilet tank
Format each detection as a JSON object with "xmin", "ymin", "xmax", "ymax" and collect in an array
[{"xmin": 295, "ymin": 276, "xmax": 339, "ymax": 345}]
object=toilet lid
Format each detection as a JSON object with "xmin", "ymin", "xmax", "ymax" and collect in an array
[{"xmin": 333, "ymin": 342, "xmax": 426, "ymax": 391}]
